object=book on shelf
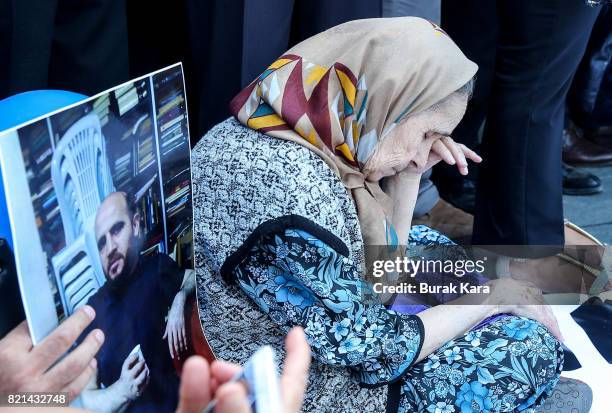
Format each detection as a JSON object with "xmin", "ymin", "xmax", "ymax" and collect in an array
[
  {"xmin": 165, "ymin": 185, "xmax": 189, "ymax": 205},
  {"xmin": 159, "ymin": 114, "xmax": 185, "ymax": 133},
  {"xmin": 161, "ymin": 129, "xmax": 184, "ymax": 148},
  {"xmin": 157, "ymin": 95, "xmax": 185, "ymax": 117}
]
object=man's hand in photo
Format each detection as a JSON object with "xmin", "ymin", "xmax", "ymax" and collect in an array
[
  {"xmin": 163, "ymin": 290, "xmax": 187, "ymax": 359},
  {"xmin": 0, "ymin": 305, "xmax": 104, "ymax": 401},
  {"xmin": 116, "ymin": 352, "xmax": 150, "ymax": 401}
]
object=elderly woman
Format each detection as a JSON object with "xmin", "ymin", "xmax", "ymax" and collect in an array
[{"xmin": 193, "ymin": 18, "xmax": 563, "ymax": 412}]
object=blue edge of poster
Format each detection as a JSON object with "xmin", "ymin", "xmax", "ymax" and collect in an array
[{"xmin": 0, "ymin": 90, "xmax": 88, "ymax": 251}]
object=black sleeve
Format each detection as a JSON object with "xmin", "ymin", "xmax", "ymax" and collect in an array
[{"xmin": 155, "ymin": 253, "xmax": 184, "ymax": 306}]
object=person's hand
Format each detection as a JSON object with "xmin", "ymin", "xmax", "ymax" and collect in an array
[
  {"xmin": 115, "ymin": 352, "xmax": 150, "ymax": 401},
  {"xmin": 0, "ymin": 305, "xmax": 104, "ymax": 401},
  {"xmin": 164, "ymin": 291, "xmax": 188, "ymax": 359},
  {"xmin": 175, "ymin": 326, "xmax": 311, "ymax": 413},
  {"xmin": 403, "ymin": 134, "xmax": 482, "ymax": 177},
  {"xmin": 484, "ymin": 278, "xmax": 564, "ymax": 342}
]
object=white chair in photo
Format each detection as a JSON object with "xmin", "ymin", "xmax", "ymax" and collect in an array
[
  {"xmin": 51, "ymin": 114, "xmax": 115, "ymax": 244},
  {"xmin": 50, "ymin": 229, "xmax": 102, "ymax": 314},
  {"xmin": 50, "ymin": 113, "xmax": 115, "ymax": 313}
]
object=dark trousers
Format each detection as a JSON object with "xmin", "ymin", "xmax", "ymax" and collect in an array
[
  {"xmin": 0, "ymin": 0, "xmax": 129, "ymax": 99},
  {"xmin": 186, "ymin": 0, "xmax": 381, "ymax": 138},
  {"xmin": 441, "ymin": 0, "xmax": 601, "ymax": 247}
]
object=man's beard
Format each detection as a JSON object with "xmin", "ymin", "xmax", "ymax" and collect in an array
[{"xmin": 106, "ymin": 251, "xmax": 138, "ymax": 292}]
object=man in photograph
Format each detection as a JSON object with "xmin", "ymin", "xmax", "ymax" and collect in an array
[{"xmin": 79, "ymin": 191, "xmax": 195, "ymax": 413}]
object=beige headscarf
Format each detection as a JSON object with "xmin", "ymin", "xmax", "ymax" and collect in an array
[{"xmin": 230, "ymin": 17, "xmax": 477, "ymax": 248}]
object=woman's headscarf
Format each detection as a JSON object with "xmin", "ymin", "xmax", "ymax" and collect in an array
[{"xmin": 231, "ymin": 17, "xmax": 477, "ymax": 249}]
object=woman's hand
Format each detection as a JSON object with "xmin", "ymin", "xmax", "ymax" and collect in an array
[
  {"xmin": 416, "ymin": 278, "xmax": 563, "ymax": 363},
  {"xmin": 404, "ymin": 134, "xmax": 482, "ymax": 176},
  {"xmin": 485, "ymin": 278, "xmax": 564, "ymax": 342}
]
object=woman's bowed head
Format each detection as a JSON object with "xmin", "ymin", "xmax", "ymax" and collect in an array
[
  {"xmin": 363, "ymin": 80, "xmax": 482, "ymax": 182},
  {"xmin": 230, "ymin": 17, "xmax": 482, "ymax": 247}
]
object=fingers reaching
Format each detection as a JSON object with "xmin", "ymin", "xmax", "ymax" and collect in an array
[
  {"xmin": 210, "ymin": 360, "xmax": 242, "ymax": 384},
  {"xmin": 215, "ymin": 382, "xmax": 251, "ymax": 413},
  {"xmin": 44, "ymin": 328, "xmax": 104, "ymax": 390},
  {"xmin": 176, "ymin": 356, "xmax": 212, "ymax": 413},
  {"xmin": 281, "ymin": 327, "xmax": 311, "ymax": 413},
  {"xmin": 33, "ymin": 305, "xmax": 96, "ymax": 371},
  {"xmin": 60, "ymin": 359, "xmax": 98, "ymax": 402}
]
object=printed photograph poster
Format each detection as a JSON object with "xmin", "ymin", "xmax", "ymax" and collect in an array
[{"xmin": 0, "ymin": 63, "xmax": 197, "ymax": 412}]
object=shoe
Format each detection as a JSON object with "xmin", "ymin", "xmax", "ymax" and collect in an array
[
  {"xmin": 562, "ymin": 126, "xmax": 612, "ymax": 166},
  {"xmin": 413, "ymin": 199, "xmax": 473, "ymax": 241},
  {"xmin": 584, "ymin": 126, "xmax": 612, "ymax": 150},
  {"xmin": 562, "ymin": 163, "xmax": 602, "ymax": 196},
  {"xmin": 536, "ymin": 377, "xmax": 592, "ymax": 413}
]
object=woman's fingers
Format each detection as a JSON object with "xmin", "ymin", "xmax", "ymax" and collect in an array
[
  {"xmin": 442, "ymin": 136, "xmax": 468, "ymax": 175},
  {"xmin": 44, "ymin": 328, "xmax": 104, "ymax": 390},
  {"xmin": 134, "ymin": 362, "xmax": 149, "ymax": 386},
  {"xmin": 33, "ymin": 306, "xmax": 96, "ymax": 371},
  {"xmin": 281, "ymin": 327, "xmax": 311, "ymax": 413},
  {"xmin": 431, "ymin": 140, "xmax": 455, "ymax": 166},
  {"xmin": 131, "ymin": 358, "xmax": 146, "ymax": 378},
  {"xmin": 459, "ymin": 144, "xmax": 482, "ymax": 163}
]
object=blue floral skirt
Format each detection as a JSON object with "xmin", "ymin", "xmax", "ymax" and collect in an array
[
  {"xmin": 396, "ymin": 226, "xmax": 563, "ymax": 412},
  {"xmin": 398, "ymin": 315, "xmax": 563, "ymax": 413}
]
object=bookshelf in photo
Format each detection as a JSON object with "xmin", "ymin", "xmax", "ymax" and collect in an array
[
  {"xmin": 17, "ymin": 120, "xmax": 66, "ymax": 321},
  {"xmin": 153, "ymin": 67, "xmax": 193, "ymax": 268}
]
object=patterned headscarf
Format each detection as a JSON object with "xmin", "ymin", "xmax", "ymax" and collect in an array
[{"xmin": 231, "ymin": 17, "xmax": 477, "ymax": 248}]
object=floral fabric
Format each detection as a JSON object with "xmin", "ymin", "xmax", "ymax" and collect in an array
[
  {"xmin": 233, "ymin": 228, "xmax": 424, "ymax": 386},
  {"xmin": 228, "ymin": 224, "xmax": 563, "ymax": 412},
  {"xmin": 401, "ymin": 316, "xmax": 563, "ymax": 413}
]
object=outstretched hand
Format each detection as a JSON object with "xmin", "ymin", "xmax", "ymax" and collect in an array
[
  {"xmin": 175, "ymin": 327, "xmax": 311, "ymax": 413},
  {"xmin": 0, "ymin": 306, "xmax": 104, "ymax": 401}
]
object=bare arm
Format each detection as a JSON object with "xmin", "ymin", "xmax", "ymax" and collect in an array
[
  {"xmin": 179, "ymin": 269, "xmax": 195, "ymax": 295},
  {"xmin": 414, "ymin": 279, "xmax": 564, "ymax": 364},
  {"xmin": 79, "ymin": 374, "xmax": 130, "ymax": 413},
  {"xmin": 382, "ymin": 171, "xmax": 421, "ymax": 245},
  {"xmin": 80, "ymin": 354, "xmax": 149, "ymax": 413},
  {"xmin": 164, "ymin": 269, "xmax": 196, "ymax": 358}
]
